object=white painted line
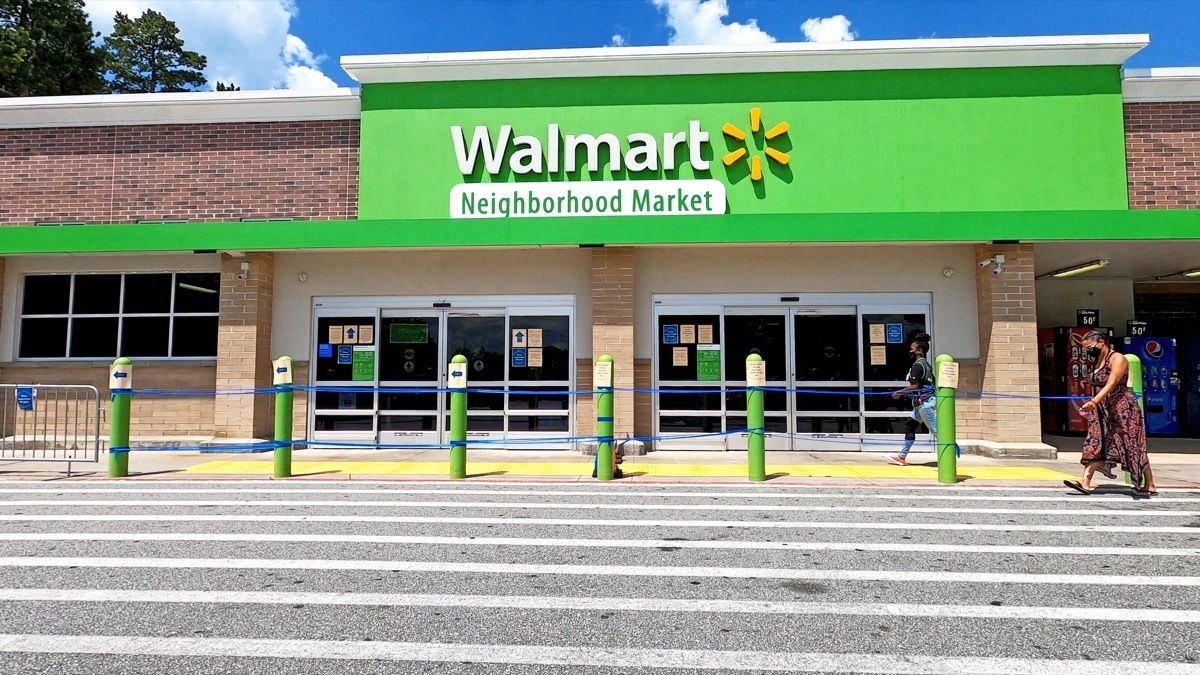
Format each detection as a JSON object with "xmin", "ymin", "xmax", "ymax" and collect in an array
[
  {"xmin": 0, "ymin": 633, "xmax": 1195, "ymax": 673},
  {"xmin": 2, "ymin": 588, "xmax": 1198, "ymax": 623},
  {"xmin": 2, "ymin": 556, "xmax": 1198, "ymax": 587},
  {"xmin": 0, "ymin": 513, "xmax": 1195, "ymax": 533},
  {"xmin": 1, "ymin": 499, "xmax": 1192, "ymax": 517},
  {"xmin": 1, "ymin": 487, "xmax": 1196, "ymax": 503},
  {"xmin": 0, "ymin": 532, "xmax": 1192, "ymax": 557}
]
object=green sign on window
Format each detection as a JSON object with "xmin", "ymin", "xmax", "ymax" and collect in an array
[
  {"xmin": 352, "ymin": 347, "xmax": 376, "ymax": 381},
  {"xmin": 697, "ymin": 346, "xmax": 721, "ymax": 381},
  {"xmin": 390, "ymin": 323, "xmax": 428, "ymax": 344}
]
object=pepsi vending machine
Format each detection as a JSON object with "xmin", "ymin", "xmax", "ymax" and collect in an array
[{"xmin": 1124, "ymin": 336, "xmax": 1180, "ymax": 435}]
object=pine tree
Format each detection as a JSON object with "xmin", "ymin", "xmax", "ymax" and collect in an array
[
  {"xmin": 215, "ymin": 81, "xmax": 239, "ymax": 91},
  {"xmin": 0, "ymin": 0, "xmax": 106, "ymax": 96},
  {"xmin": 103, "ymin": 9, "xmax": 206, "ymax": 93}
]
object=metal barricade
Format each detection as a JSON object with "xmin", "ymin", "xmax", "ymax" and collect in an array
[{"xmin": 0, "ymin": 384, "xmax": 102, "ymax": 474}]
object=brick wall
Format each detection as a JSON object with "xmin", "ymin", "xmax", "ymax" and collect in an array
[
  {"xmin": 1125, "ymin": 102, "xmax": 1200, "ymax": 209},
  {"xmin": 591, "ymin": 247, "xmax": 635, "ymax": 439},
  {"xmin": 0, "ymin": 362, "xmax": 216, "ymax": 436},
  {"xmin": 214, "ymin": 252, "xmax": 274, "ymax": 438},
  {"xmin": 0, "ymin": 120, "xmax": 359, "ymax": 224},
  {"xmin": 1133, "ymin": 282, "xmax": 1200, "ymax": 321},
  {"xmin": 975, "ymin": 243, "xmax": 1042, "ymax": 444}
]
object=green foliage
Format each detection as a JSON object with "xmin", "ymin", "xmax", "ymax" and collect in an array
[
  {"xmin": 215, "ymin": 81, "xmax": 239, "ymax": 91},
  {"xmin": 103, "ymin": 9, "xmax": 206, "ymax": 93},
  {"xmin": 0, "ymin": 0, "xmax": 106, "ymax": 96}
]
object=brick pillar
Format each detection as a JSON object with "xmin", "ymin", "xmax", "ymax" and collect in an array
[
  {"xmin": 975, "ymin": 243, "xmax": 1042, "ymax": 444},
  {"xmin": 589, "ymin": 247, "xmax": 635, "ymax": 441},
  {"xmin": 213, "ymin": 253, "xmax": 274, "ymax": 438}
]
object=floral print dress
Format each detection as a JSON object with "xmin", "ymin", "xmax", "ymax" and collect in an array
[{"xmin": 1081, "ymin": 352, "xmax": 1149, "ymax": 488}]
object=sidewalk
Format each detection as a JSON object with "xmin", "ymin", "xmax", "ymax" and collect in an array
[{"xmin": 2, "ymin": 438, "xmax": 1196, "ymax": 486}]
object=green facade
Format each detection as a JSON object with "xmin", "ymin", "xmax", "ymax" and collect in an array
[{"xmin": 359, "ymin": 65, "xmax": 1130, "ymax": 227}]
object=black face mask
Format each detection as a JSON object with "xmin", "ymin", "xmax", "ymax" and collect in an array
[
  {"xmin": 1087, "ymin": 346, "xmax": 1102, "ymax": 358},
  {"xmin": 909, "ymin": 351, "xmax": 920, "ymax": 361}
]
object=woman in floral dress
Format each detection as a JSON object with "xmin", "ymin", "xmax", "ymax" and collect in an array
[{"xmin": 1064, "ymin": 330, "xmax": 1156, "ymax": 495}]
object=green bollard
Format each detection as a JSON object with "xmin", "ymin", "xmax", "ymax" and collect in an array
[
  {"xmin": 746, "ymin": 353, "xmax": 766, "ymax": 482},
  {"xmin": 107, "ymin": 357, "xmax": 132, "ymax": 478},
  {"xmin": 1124, "ymin": 354, "xmax": 1143, "ymax": 486},
  {"xmin": 934, "ymin": 354, "xmax": 958, "ymax": 485},
  {"xmin": 273, "ymin": 356, "xmax": 294, "ymax": 479},
  {"xmin": 449, "ymin": 354, "xmax": 468, "ymax": 479},
  {"xmin": 595, "ymin": 354, "xmax": 615, "ymax": 481}
]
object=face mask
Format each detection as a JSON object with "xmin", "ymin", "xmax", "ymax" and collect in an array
[
  {"xmin": 909, "ymin": 351, "xmax": 919, "ymax": 361},
  {"xmin": 1087, "ymin": 346, "xmax": 1102, "ymax": 358}
]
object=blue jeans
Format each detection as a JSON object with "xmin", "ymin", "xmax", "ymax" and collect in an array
[{"xmin": 898, "ymin": 397, "xmax": 938, "ymax": 459}]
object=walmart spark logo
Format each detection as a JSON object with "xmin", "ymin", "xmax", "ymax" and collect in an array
[{"xmin": 721, "ymin": 107, "xmax": 789, "ymax": 181}]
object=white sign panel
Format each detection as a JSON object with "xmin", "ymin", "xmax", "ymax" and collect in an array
[
  {"xmin": 109, "ymin": 364, "xmax": 133, "ymax": 390},
  {"xmin": 272, "ymin": 358, "xmax": 293, "ymax": 385},
  {"xmin": 447, "ymin": 362, "xmax": 468, "ymax": 390},
  {"xmin": 938, "ymin": 361, "xmax": 960, "ymax": 390},
  {"xmin": 594, "ymin": 360, "xmax": 613, "ymax": 388},
  {"xmin": 450, "ymin": 179, "xmax": 726, "ymax": 219},
  {"xmin": 746, "ymin": 361, "xmax": 767, "ymax": 387}
]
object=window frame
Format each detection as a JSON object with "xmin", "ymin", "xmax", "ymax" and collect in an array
[{"xmin": 17, "ymin": 271, "xmax": 221, "ymax": 361}]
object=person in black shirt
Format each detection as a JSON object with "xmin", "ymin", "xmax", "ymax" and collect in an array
[{"xmin": 889, "ymin": 332, "xmax": 937, "ymax": 465}]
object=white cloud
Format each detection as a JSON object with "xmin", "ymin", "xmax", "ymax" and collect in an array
[
  {"xmin": 611, "ymin": 34, "xmax": 627, "ymax": 47},
  {"xmin": 651, "ymin": 0, "xmax": 775, "ymax": 45},
  {"xmin": 84, "ymin": 0, "xmax": 339, "ymax": 90},
  {"xmin": 801, "ymin": 15, "xmax": 855, "ymax": 42}
]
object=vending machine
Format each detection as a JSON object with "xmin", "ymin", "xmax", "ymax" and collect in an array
[
  {"xmin": 1125, "ymin": 336, "xmax": 1180, "ymax": 435},
  {"xmin": 1038, "ymin": 327, "xmax": 1114, "ymax": 433}
]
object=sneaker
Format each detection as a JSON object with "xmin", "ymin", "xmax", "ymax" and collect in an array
[{"xmin": 889, "ymin": 455, "xmax": 906, "ymax": 466}]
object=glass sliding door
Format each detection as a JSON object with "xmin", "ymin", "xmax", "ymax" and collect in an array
[
  {"xmin": 507, "ymin": 312, "xmax": 572, "ymax": 449},
  {"xmin": 792, "ymin": 308, "xmax": 862, "ymax": 451},
  {"xmin": 859, "ymin": 307, "xmax": 931, "ymax": 453},
  {"xmin": 725, "ymin": 311, "xmax": 790, "ymax": 451},
  {"xmin": 656, "ymin": 309, "xmax": 725, "ymax": 449},
  {"xmin": 311, "ymin": 311, "xmax": 379, "ymax": 445},
  {"xmin": 378, "ymin": 313, "xmax": 441, "ymax": 446},
  {"xmin": 445, "ymin": 313, "xmax": 507, "ymax": 443}
]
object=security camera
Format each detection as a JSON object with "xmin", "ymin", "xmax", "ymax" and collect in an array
[
  {"xmin": 978, "ymin": 254, "xmax": 1006, "ymax": 270},
  {"xmin": 992, "ymin": 265, "xmax": 1005, "ymax": 276},
  {"xmin": 978, "ymin": 259, "xmax": 995, "ymax": 269},
  {"xmin": 236, "ymin": 272, "xmax": 248, "ymax": 281}
]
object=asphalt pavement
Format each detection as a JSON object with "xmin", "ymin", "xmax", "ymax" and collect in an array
[{"xmin": 0, "ymin": 480, "xmax": 1198, "ymax": 673}]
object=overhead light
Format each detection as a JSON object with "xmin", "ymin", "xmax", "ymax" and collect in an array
[
  {"xmin": 1155, "ymin": 268, "xmax": 1200, "ymax": 280},
  {"xmin": 1041, "ymin": 259, "xmax": 1110, "ymax": 279}
]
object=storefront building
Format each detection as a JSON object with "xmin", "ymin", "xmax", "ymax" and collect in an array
[{"xmin": 1, "ymin": 35, "xmax": 1197, "ymax": 455}]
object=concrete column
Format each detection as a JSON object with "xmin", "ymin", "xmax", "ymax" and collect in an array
[
  {"xmin": 213, "ymin": 252, "xmax": 274, "ymax": 438},
  {"xmin": 975, "ymin": 243, "xmax": 1046, "ymax": 452}
]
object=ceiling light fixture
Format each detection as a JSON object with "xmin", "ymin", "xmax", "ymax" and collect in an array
[
  {"xmin": 1040, "ymin": 259, "xmax": 1110, "ymax": 279},
  {"xmin": 1154, "ymin": 268, "xmax": 1200, "ymax": 280}
]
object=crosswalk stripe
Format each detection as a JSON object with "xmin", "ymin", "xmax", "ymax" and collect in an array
[
  {"xmin": 2, "ymin": 588, "xmax": 1197, "ymax": 623},
  {"xmin": 0, "ymin": 633, "xmax": 1194, "ymax": 673},
  {"xmin": 2, "ymin": 556, "xmax": 1198, "ymax": 586},
  {"xmin": 1, "ymin": 499, "xmax": 1192, "ymax": 517},
  {"xmin": 1, "ymin": 487, "xmax": 1196, "ymax": 502},
  {"xmin": 0, "ymin": 513, "xmax": 1194, "ymax": 533},
  {"xmin": 0, "ymin": 531, "xmax": 1192, "ymax": 557}
]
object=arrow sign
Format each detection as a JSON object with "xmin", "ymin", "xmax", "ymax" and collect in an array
[
  {"xmin": 276, "ymin": 367, "xmax": 288, "ymax": 374},
  {"xmin": 346, "ymin": 328, "xmax": 356, "ymax": 340},
  {"xmin": 113, "ymin": 372, "xmax": 127, "ymax": 379},
  {"xmin": 452, "ymin": 370, "xmax": 464, "ymax": 378}
]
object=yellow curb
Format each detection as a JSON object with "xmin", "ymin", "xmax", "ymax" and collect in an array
[{"xmin": 179, "ymin": 461, "xmax": 1076, "ymax": 481}]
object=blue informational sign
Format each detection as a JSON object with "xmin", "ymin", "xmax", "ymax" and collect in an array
[
  {"xmin": 337, "ymin": 345, "xmax": 353, "ymax": 365},
  {"xmin": 319, "ymin": 344, "xmax": 333, "ymax": 358},
  {"xmin": 663, "ymin": 325, "xmax": 680, "ymax": 345},
  {"xmin": 15, "ymin": 387, "xmax": 34, "ymax": 412},
  {"xmin": 512, "ymin": 348, "xmax": 527, "ymax": 368},
  {"xmin": 886, "ymin": 324, "xmax": 904, "ymax": 344}
]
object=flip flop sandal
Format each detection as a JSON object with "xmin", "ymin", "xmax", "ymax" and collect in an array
[
  {"xmin": 1063, "ymin": 480, "xmax": 1093, "ymax": 495},
  {"xmin": 1098, "ymin": 466, "xmax": 1117, "ymax": 480},
  {"xmin": 1135, "ymin": 487, "xmax": 1158, "ymax": 496}
]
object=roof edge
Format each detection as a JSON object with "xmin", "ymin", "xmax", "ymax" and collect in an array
[
  {"xmin": 342, "ymin": 34, "xmax": 1149, "ymax": 84},
  {"xmin": 0, "ymin": 88, "xmax": 361, "ymax": 129},
  {"xmin": 1124, "ymin": 67, "xmax": 1200, "ymax": 103}
]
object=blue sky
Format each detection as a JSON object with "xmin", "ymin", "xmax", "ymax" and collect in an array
[{"xmin": 83, "ymin": 0, "xmax": 1200, "ymax": 91}]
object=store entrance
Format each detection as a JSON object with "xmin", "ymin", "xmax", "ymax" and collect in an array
[
  {"xmin": 654, "ymin": 295, "xmax": 930, "ymax": 451},
  {"xmin": 310, "ymin": 298, "xmax": 574, "ymax": 449}
]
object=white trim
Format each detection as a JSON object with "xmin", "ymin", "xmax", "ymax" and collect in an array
[
  {"xmin": 341, "ymin": 35, "xmax": 1148, "ymax": 84},
  {"xmin": 1124, "ymin": 67, "xmax": 1200, "ymax": 102},
  {"xmin": 0, "ymin": 88, "xmax": 360, "ymax": 129}
]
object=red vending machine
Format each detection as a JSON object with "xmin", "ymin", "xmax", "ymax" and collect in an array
[{"xmin": 1037, "ymin": 327, "xmax": 1114, "ymax": 433}]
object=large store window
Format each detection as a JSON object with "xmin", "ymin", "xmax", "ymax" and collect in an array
[{"xmin": 19, "ymin": 272, "xmax": 220, "ymax": 359}]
